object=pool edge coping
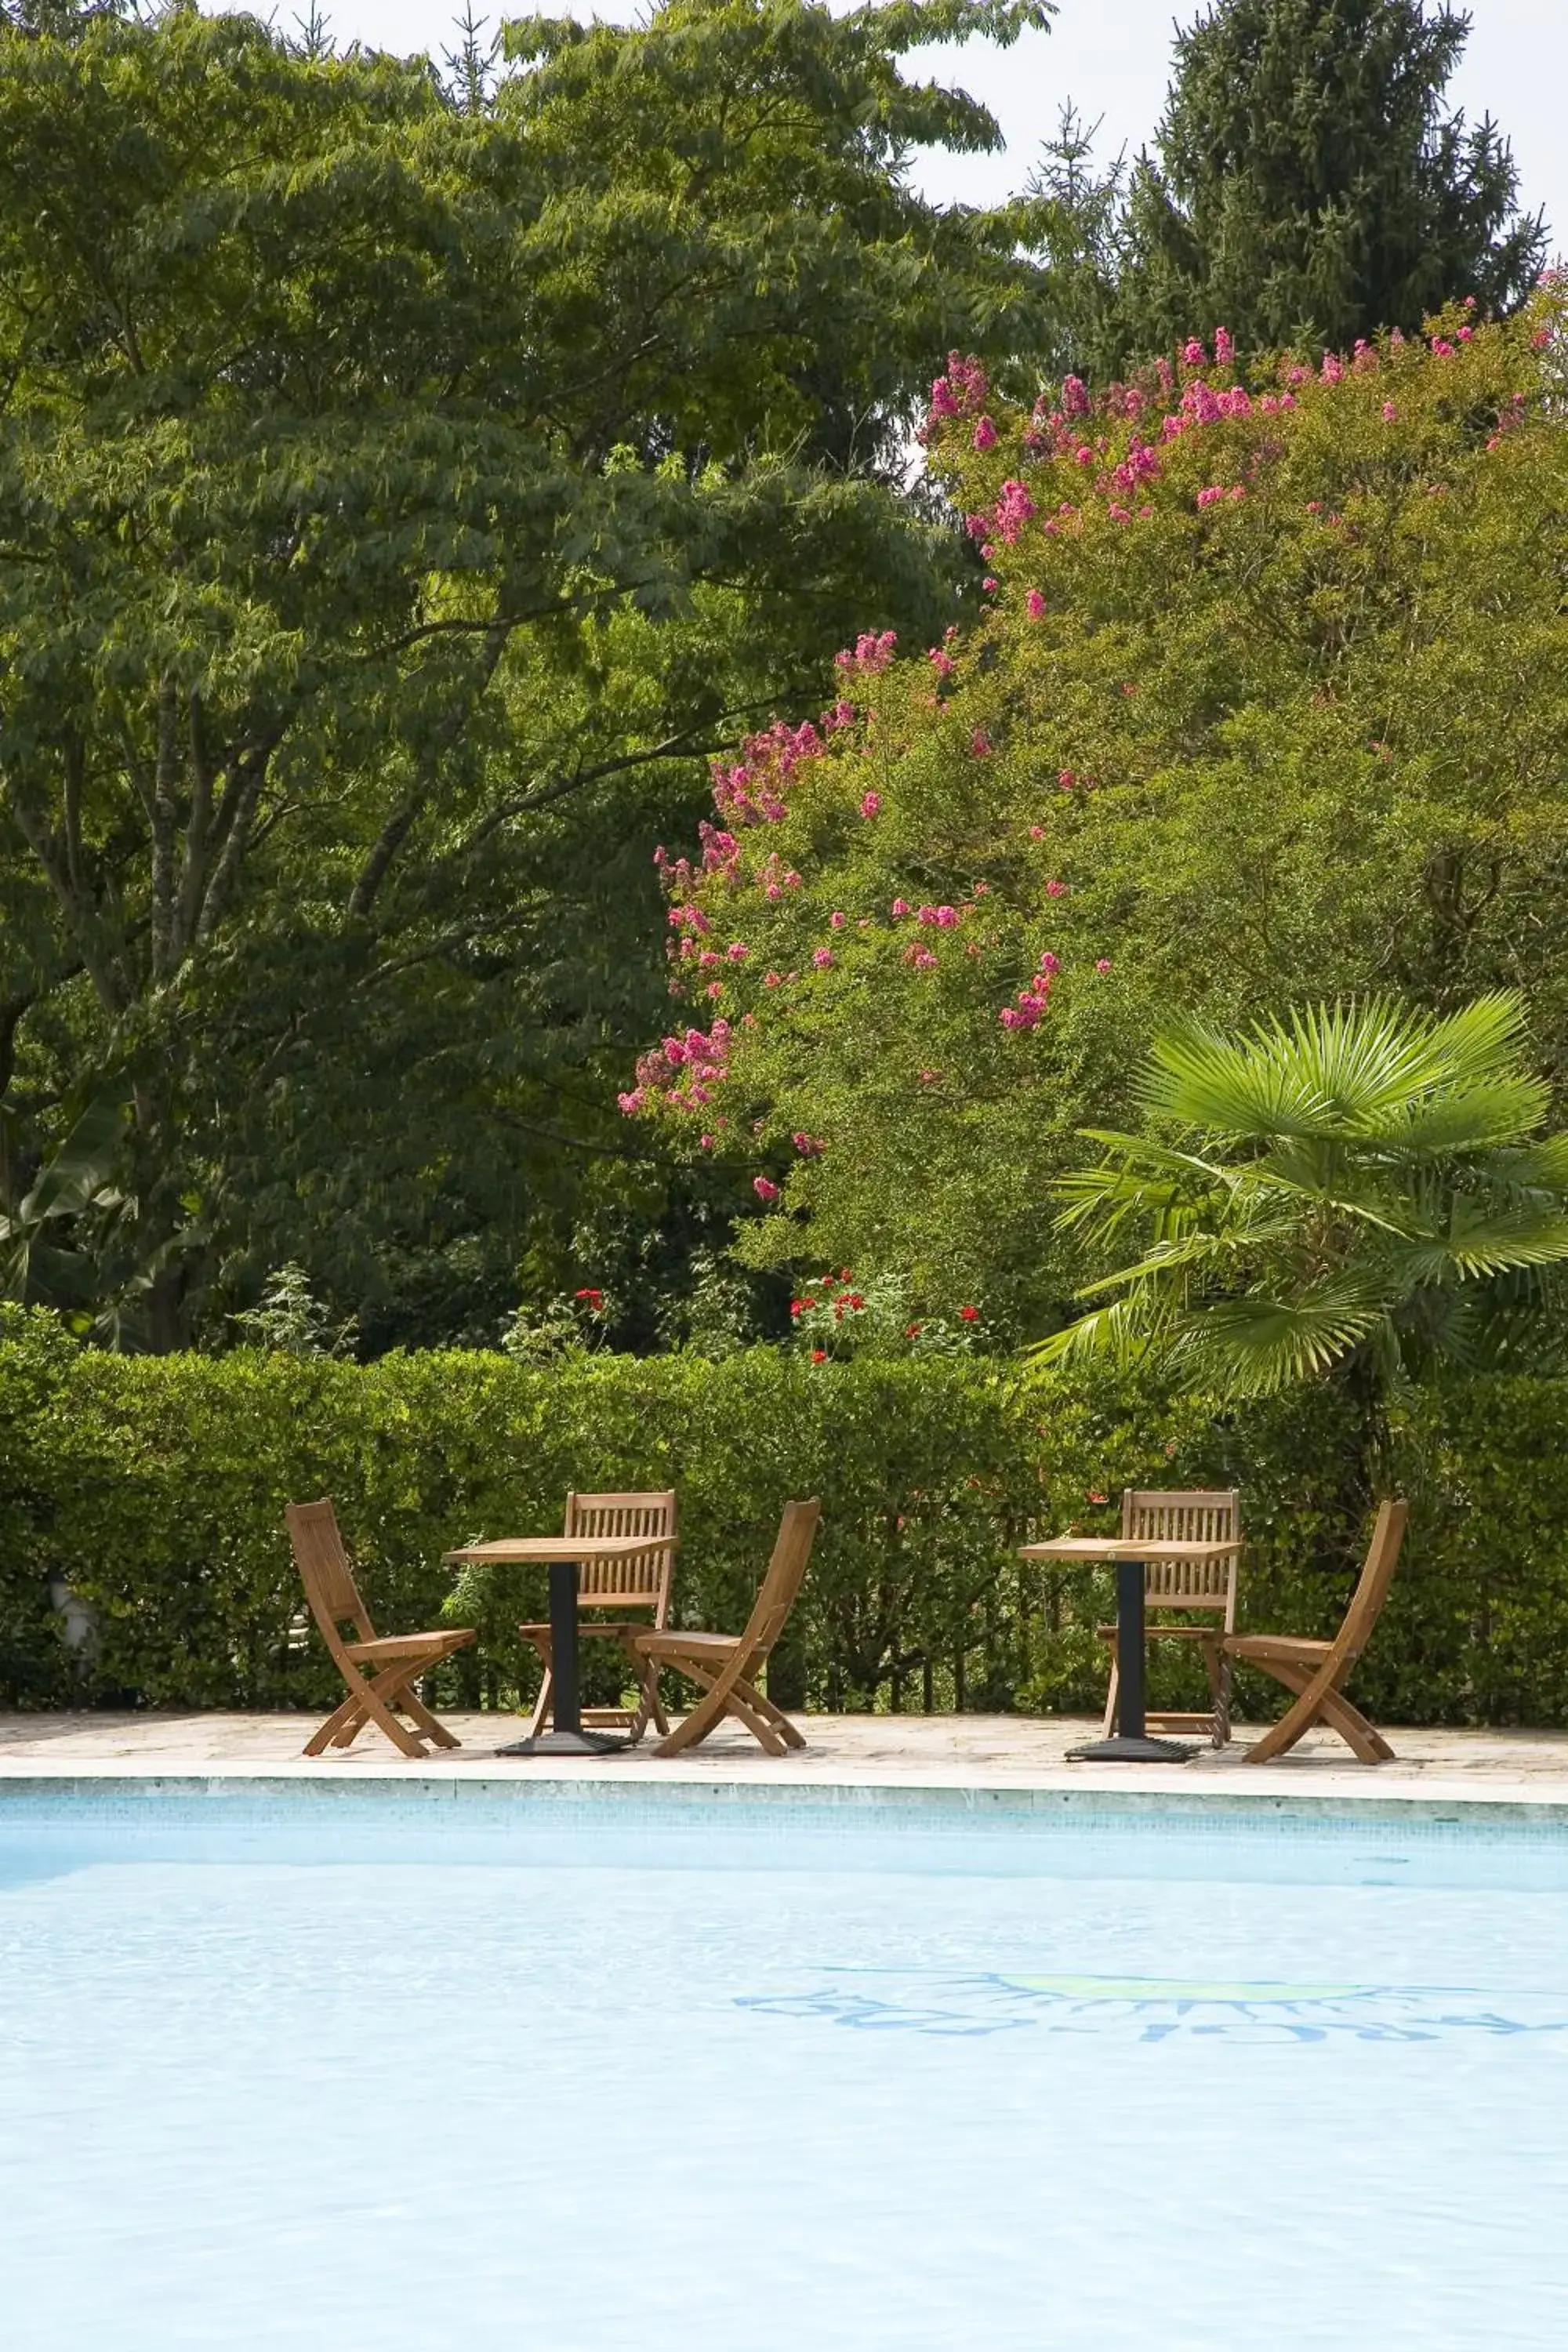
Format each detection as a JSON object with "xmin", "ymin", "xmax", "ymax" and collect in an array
[{"xmin": 5, "ymin": 1767, "xmax": 1568, "ymax": 1835}]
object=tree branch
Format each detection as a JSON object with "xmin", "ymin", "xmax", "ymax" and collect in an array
[
  {"xmin": 174, "ymin": 687, "xmax": 217, "ymax": 962},
  {"xmin": 347, "ymin": 611, "xmax": 513, "ymax": 921},
  {"xmin": 148, "ymin": 673, "xmax": 180, "ymax": 979},
  {"xmin": 194, "ymin": 738, "xmax": 279, "ymax": 945},
  {"xmin": 3, "ymin": 781, "xmax": 127, "ymax": 1015}
]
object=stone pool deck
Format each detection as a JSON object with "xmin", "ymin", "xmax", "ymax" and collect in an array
[{"xmin": 2, "ymin": 1709, "xmax": 1566, "ymax": 1809}]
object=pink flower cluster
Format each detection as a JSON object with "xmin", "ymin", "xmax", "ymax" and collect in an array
[
  {"xmin": 695, "ymin": 819, "xmax": 740, "ymax": 880},
  {"xmin": 916, "ymin": 904, "xmax": 960, "ymax": 928},
  {"xmin": 1164, "ymin": 380, "xmax": 1256, "ymax": 438},
  {"xmin": 991, "ymin": 480, "xmax": 1033, "ymax": 542},
  {"xmin": 622, "ymin": 1017, "xmax": 734, "ymax": 1116},
  {"xmin": 711, "ymin": 717, "xmax": 824, "ymax": 826},
  {"xmin": 756, "ymin": 849, "xmax": 803, "ymax": 904},
  {"xmin": 1112, "ymin": 442, "xmax": 1160, "ymax": 492},
  {"xmin": 1000, "ymin": 950, "xmax": 1059, "ymax": 1031},
  {"xmin": 835, "ymin": 630, "xmax": 897, "ymax": 675},
  {"xmin": 924, "ymin": 351, "xmax": 989, "ymax": 438}
]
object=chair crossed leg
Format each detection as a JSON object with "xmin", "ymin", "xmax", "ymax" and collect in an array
[
  {"xmin": 1242, "ymin": 1656, "xmax": 1395, "ymax": 1766},
  {"xmin": 305, "ymin": 1659, "xmax": 461, "ymax": 1759},
  {"xmin": 654, "ymin": 1653, "xmax": 805, "ymax": 1758}
]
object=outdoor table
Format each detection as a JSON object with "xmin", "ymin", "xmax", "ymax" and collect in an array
[
  {"xmin": 1017, "ymin": 1535, "xmax": 1245, "ymax": 1763},
  {"xmin": 442, "ymin": 1534, "xmax": 678, "ymax": 1758}
]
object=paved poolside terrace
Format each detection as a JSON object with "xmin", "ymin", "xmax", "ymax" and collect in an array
[{"xmin": 3, "ymin": 1711, "xmax": 1567, "ymax": 1811}]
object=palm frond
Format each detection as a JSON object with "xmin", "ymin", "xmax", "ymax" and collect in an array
[
  {"xmin": 1140, "ymin": 994, "xmax": 1538, "ymax": 1149},
  {"xmin": 1047, "ymin": 991, "xmax": 1566, "ymax": 1406},
  {"xmin": 1173, "ymin": 1279, "xmax": 1389, "ymax": 1397},
  {"xmin": 1393, "ymin": 1198, "xmax": 1568, "ymax": 1284},
  {"xmin": 1481, "ymin": 1134, "xmax": 1568, "ymax": 1192},
  {"xmin": 1069, "ymin": 1213, "xmax": 1304, "ymax": 1299},
  {"xmin": 1028, "ymin": 1294, "xmax": 1163, "ymax": 1372},
  {"xmin": 1137, "ymin": 1017, "xmax": 1334, "ymax": 1139},
  {"xmin": 1356, "ymin": 1076, "xmax": 1549, "ymax": 1156},
  {"xmin": 1242, "ymin": 1144, "xmax": 1421, "ymax": 1236}
]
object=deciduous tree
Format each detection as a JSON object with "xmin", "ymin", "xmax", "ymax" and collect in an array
[
  {"xmin": 0, "ymin": 0, "xmax": 1054, "ymax": 1345},
  {"xmin": 623, "ymin": 299, "xmax": 1568, "ymax": 1331}
]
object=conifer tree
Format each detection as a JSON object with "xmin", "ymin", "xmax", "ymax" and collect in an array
[
  {"xmin": 1037, "ymin": 1, "xmax": 1545, "ymax": 370},
  {"xmin": 1128, "ymin": 0, "xmax": 1544, "ymax": 354}
]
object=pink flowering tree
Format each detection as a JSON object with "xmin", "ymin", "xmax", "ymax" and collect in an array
[{"xmin": 622, "ymin": 295, "xmax": 1568, "ymax": 1330}]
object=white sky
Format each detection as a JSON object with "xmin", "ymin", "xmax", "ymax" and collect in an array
[{"xmin": 205, "ymin": 1, "xmax": 1565, "ymax": 252}]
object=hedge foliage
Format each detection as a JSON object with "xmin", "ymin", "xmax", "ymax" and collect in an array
[{"xmin": 1, "ymin": 1311, "xmax": 1565, "ymax": 1726}]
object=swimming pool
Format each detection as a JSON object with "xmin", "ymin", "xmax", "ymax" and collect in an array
[{"xmin": 3, "ymin": 1783, "xmax": 1566, "ymax": 2350}]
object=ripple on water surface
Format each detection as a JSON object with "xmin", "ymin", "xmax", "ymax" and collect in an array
[{"xmin": 2, "ymin": 1795, "xmax": 1566, "ymax": 2350}]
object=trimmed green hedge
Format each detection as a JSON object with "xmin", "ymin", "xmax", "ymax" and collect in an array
[{"xmin": 1, "ymin": 1309, "xmax": 1565, "ymax": 1725}]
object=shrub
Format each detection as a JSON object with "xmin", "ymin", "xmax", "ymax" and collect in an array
[{"xmin": 2, "ymin": 1330, "xmax": 1566, "ymax": 1727}]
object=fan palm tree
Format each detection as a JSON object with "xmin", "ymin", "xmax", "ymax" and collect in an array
[{"xmin": 1034, "ymin": 994, "xmax": 1568, "ymax": 1401}]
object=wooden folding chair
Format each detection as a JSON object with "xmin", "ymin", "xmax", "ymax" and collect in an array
[
  {"xmin": 630, "ymin": 1499, "xmax": 819, "ymax": 1758},
  {"xmin": 520, "ymin": 1489, "xmax": 677, "ymax": 1744},
  {"xmin": 1223, "ymin": 1499, "xmax": 1409, "ymax": 1763},
  {"xmin": 287, "ymin": 1498, "xmax": 475, "ymax": 1759},
  {"xmin": 1099, "ymin": 1488, "xmax": 1241, "ymax": 1744}
]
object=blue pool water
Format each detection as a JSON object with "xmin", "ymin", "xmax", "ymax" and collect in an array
[{"xmin": 3, "ymin": 1788, "xmax": 1567, "ymax": 2350}]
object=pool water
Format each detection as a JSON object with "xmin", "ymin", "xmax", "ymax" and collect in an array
[{"xmin": 3, "ymin": 1792, "xmax": 1566, "ymax": 2350}]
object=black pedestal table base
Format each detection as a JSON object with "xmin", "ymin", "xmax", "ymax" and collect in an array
[
  {"xmin": 499, "ymin": 1553, "xmax": 632, "ymax": 1759},
  {"xmin": 1069, "ymin": 1554, "xmax": 1197, "ymax": 1766},
  {"xmin": 493, "ymin": 1727, "xmax": 630, "ymax": 1758},
  {"xmin": 1064, "ymin": 1733, "xmax": 1198, "ymax": 1763}
]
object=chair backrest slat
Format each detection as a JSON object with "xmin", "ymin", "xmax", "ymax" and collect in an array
[
  {"xmin": 564, "ymin": 1489, "xmax": 677, "ymax": 1619},
  {"xmin": 737, "ymin": 1499, "xmax": 820, "ymax": 1667},
  {"xmin": 1328, "ymin": 1499, "xmax": 1409, "ymax": 1668},
  {"xmin": 1121, "ymin": 1488, "xmax": 1241, "ymax": 1625},
  {"xmin": 286, "ymin": 1498, "xmax": 373, "ymax": 1653}
]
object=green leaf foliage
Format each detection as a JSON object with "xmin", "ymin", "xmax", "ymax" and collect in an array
[
  {"xmin": 622, "ymin": 299, "xmax": 1568, "ymax": 1334},
  {"xmin": 0, "ymin": 0, "xmax": 1054, "ymax": 1348},
  {"xmin": 1040, "ymin": 992, "xmax": 1568, "ymax": 1399},
  {"xmin": 1031, "ymin": 0, "xmax": 1546, "ymax": 373},
  {"xmin": 5, "ymin": 1319, "xmax": 1568, "ymax": 1728}
]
